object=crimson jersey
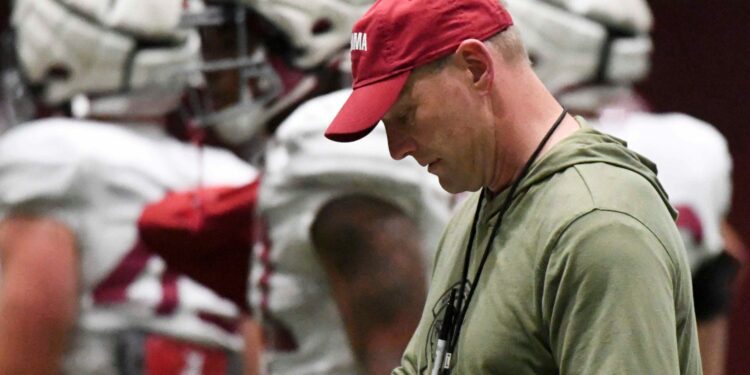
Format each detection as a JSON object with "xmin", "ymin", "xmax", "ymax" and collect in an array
[
  {"xmin": 251, "ymin": 90, "xmax": 454, "ymax": 374},
  {"xmin": 0, "ymin": 118, "xmax": 259, "ymax": 371},
  {"xmin": 595, "ymin": 110, "xmax": 732, "ymax": 271}
]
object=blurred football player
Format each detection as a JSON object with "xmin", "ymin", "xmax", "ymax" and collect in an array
[
  {"xmin": 0, "ymin": 0, "xmax": 262, "ymax": 373},
  {"xmin": 187, "ymin": 1, "xmax": 453, "ymax": 373},
  {"xmin": 506, "ymin": 0, "xmax": 743, "ymax": 373}
]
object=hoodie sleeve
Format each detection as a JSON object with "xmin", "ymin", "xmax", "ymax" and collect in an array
[{"xmin": 541, "ymin": 209, "xmax": 699, "ymax": 375}]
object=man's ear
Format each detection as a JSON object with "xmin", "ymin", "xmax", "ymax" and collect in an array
[{"xmin": 454, "ymin": 39, "xmax": 494, "ymax": 93}]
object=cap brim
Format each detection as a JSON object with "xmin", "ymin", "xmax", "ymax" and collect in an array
[{"xmin": 325, "ymin": 71, "xmax": 410, "ymax": 142}]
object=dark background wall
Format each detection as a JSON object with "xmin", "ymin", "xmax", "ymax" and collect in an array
[{"xmin": 638, "ymin": 1, "xmax": 749, "ymax": 373}]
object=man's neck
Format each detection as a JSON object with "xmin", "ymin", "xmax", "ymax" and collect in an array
[{"xmin": 486, "ymin": 75, "xmax": 579, "ymax": 194}]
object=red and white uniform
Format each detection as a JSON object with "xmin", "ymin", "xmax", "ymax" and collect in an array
[
  {"xmin": 251, "ymin": 90, "xmax": 453, "ymax": 374},
  {"xmin": 0, "ymin": 118, "xmax": 258, "ymax": 372},
  {"xmin": 595, "ymin": 110, "xmax": 732, "ymax": 271}
]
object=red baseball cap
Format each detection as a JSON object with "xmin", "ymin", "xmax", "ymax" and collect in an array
[{"xmin": 325, "ymin": 0, "xmax": 513, "ymax": 142}]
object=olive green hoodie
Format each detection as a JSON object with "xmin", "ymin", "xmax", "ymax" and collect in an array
[{"xmin": 394, "ymin": 125, "xmax": 702, "ymax": 374}]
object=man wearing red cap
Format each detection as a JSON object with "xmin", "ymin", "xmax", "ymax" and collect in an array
[{"xmin": 326, "ymin": 0, "xmax": 702, "ymax": 374}]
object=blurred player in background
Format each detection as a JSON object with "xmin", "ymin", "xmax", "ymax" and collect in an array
[
  {"xmin": 507, "ymin": 0, "xmax": 743, "ymax": 373},
  {"xmin": 189, "ymin": 1, "xmax": 453, "ymax": 373},
  {"xmin": 258, "ymin": 90, "xmax": 452, "ymax": 375},
  {"xmin": 0, "ymin": 0, "xmax": 262, "ymax": 373}
]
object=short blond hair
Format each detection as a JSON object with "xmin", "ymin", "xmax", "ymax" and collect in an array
[
  {"xmin": 486, "ymin": 26, "xmax": 530, "ymax": 66},
  {"xmin": 418, "ymin": 25, "xmax": 530, "ymax": 75}
]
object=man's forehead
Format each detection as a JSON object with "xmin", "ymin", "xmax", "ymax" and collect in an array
[
  {"xmin": 384, "ymin": 74, "xmax": 421, "ymax": 120},
  {"xmin": 383, "ymin": 60, "xmax": 445, "ymax": 121},
  {"xmin": 390, "ymin": 90, "xmax": 413, "ymax": 113},
  {"xmin": 383, "ymin": 89, "xmax": 411, "ymax": 122}
]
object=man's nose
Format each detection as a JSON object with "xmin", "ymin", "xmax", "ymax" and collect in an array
[{"xmin": 384, "ymin": 124, "xmax": 416, "ymax": 160}]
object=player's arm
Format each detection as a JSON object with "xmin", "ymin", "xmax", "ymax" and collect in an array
[
  {"xmin": 311, "ymin": 194, "xmax": 428, "ymax": 375},
  {"xmin": 694, "ymin": 219, "xmax": 745, "ymax": 375},
  {"xmin": 241, "ymin": 315, "xmax": 263, "ymax": 375},
  {"xmin": 0, "ymin": 215, "xmax": 78, "ymax": 374},
  {"xmin": 720, "ymin": 219, "xmax": 746, "ymax": 266}
]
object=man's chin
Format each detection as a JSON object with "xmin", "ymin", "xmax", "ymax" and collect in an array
[{"xmin": 438, "ymin": 177, "xmax": 479, "ymax": 194}]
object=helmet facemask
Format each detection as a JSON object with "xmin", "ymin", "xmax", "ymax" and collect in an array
[
  {"xmin": 183, "ymin": 2, "xmax": 323, "ymax": 150},
  {"xmin": 183, "ymin": 0, "xmax": 373, "ymax": 149},
  {"xmin": 0, "ymin": 30, "xmax": 35, "ymax": 128}
]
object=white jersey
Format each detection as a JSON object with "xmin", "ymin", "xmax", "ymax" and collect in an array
[
  {"xmin": 0, "ymin": 119, "xmax": 258, "ymax": 356},
  {"xmin": 251, "ymin": 90, "xmax": 453, "ymax": 374},
  {"xmin": 594, "ymin": 111, "xmax": 732, "ymax": 271}
]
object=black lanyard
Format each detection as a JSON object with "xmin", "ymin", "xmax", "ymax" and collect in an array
[{"xmin": 437, "ymin": 108, "xmax": 568, "ymax": 374}]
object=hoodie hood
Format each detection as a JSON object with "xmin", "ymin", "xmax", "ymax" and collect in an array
[{"xmin": 499, "ymin": 118, "xmax": 676, "ymax": 220}]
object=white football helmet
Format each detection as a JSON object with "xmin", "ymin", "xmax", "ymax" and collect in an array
[
  {"xmin": 183, "ymin": 0, "xmax": 373, "ymax": 146},
  {"xmin": 248, "ymin": 0, "xmax": 374, "ymax": 69},
  {"xmin": 11, "ymin": 0, "xmax": 202, "ymax": 118},
  {"xmin": 506, "ymin": 0, "xmax": 653, "ymax": 112}
]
